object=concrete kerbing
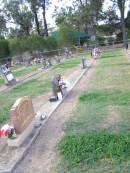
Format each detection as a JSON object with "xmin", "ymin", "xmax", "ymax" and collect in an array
[{"xmin": 0, "ymin": 59, "xmax": 94, "ymax": 173}]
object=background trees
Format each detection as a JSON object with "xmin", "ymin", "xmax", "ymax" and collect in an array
[
  {"xmin": 111, "ymin": 0, "xmax": 129, "ymax": 45},
  {"xmin": 0, "ymin": 0, "xmax": 129, "ymax": 63}
]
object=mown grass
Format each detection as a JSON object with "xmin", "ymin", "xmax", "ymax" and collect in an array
[
  {"xmin": 0, "ymin": 52, "xmax": 90, "ymax": 86},
  {"xmin": 0, "ymin": 54, "xmax": 86, "ymax": 124},
  {"xmin": 13, "ymin": 64, "xmax": 42, "ymax": 78},
  {"xmin": 59, "ymin": 132, "xmax": 130, "ymax": 165},
  {"xmin": 58, "ymin": 49, "xmax": 130, "ymax": 173},
  {"xmin": 0, "ymin": 77, "xmax": 4, "ymax": 86}
]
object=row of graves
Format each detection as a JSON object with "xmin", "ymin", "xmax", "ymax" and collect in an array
[
  {"xmin": 0, "ymin": 74, "xmax": 69, "ymax": 147},
  {"xmin": 0, "ymin": 58, "xmax": 88, "ymax": 146},
  {"xmin": 0, "ymin": 48, "xmax": 102, "ymax": 172},
  {"xmin": 0, "ymin": 48, "xmax": 100, "ymax": 148}
]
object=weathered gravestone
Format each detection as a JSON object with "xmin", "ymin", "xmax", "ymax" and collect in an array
[
  {"xmin": 82, "ymin": 57, "xmax": 87, "ymax": 69},
  {"xmin": 0, "ymin": 64, "xmax": 16, "ymax": 85},
  {"xmin": 8, "ymin": 96, "xmax": 36, "ymax": 147},
  {"xmin": 11, "ymin": 96, "xmax": 35, "ymax": 134}
]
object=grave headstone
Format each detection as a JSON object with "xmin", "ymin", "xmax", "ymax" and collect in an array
[
  {"xmin": 0, "ymin": 64, "xmax": 16, "ymax": 85},
  {"xmin": 10, "ymin": 96, "xmax": 35, "ymax": 134},
  {"xmin": 82, "ymin": 57, "xmax": 87, "ymax": 69}
]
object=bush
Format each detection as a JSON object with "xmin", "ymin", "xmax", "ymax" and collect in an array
[
  {"xmin": 9, "ymin": 38, "xmax": 24, "ymax": 56},
  {"xmin": 97, "ymin": 36, "xmax": 106, "ymax": 46},
  {"xmin": 45, "ymin": 36, "xmax": 58, "ymax": 50},
  {"xmin": 0, "ymin": 39, "xmax": 11, "ymax": 64},
  {"xmin": 9, "ymin": 35, "xmax": 58, "ymax": 56},
  {"xmin": 58, "ymin": 26, "xmax": 76, "ymax": 46},
  {"xmin": 116, "ymin": 32, "xmax": 123, "ymax": 43}
]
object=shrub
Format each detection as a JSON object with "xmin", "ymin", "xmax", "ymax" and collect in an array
[
  {"xmin": 9, "ymin": 35, "xmax": 59, "ymax": 56},
  {"xmin": 45, "ymin": 36, "xmax": 58, "ymax": 50},
  {"xmin": 0, "ymin": 39, "xmax": 11, "ymax": 64},
  {"xmin": 97, "ymin": 36, "xmax": 106, "ymax": 46},
  {"xmin": 116, "ymin": 32, "xmax": 123, "ymax": 43}
]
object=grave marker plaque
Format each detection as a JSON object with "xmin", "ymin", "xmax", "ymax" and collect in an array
[{"xmin": 10, "ymin": 96, "xmax": 35, "ymax": 134}]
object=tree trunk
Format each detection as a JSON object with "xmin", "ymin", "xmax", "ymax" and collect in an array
[
  {"xmin": 42, "ymin": 0, "xmax": 48, "ymax": 36},
  {"xmin": 34, "ymin": 10, "xmax": 41, "ymax": 35},
  {"xmin": 121, "ymin": 10, "xmax": 127, "ymax": 45},
  {"xmin": 26, "ymin": 26, "xmax": 30, "ymax": 36},
  {"xmin": 118, "ymin": 0, "xmax": 127, "ymax": 45}
]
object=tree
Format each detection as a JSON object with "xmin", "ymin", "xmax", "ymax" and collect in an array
[
  {"xmin": 0, "ymin": 11, "xmax": 7, "ymax": 36},
  {"xmin": 0, "ymin": 39, "xmax": 11, "ymax": 65},
  {"xmin": 56, "ymin": 0, "xmax": 104, "ymax": 40},
  {"xmin": 39, "ymin": 0, "xmax": 50, "ymax": 36},
  {"xmin": 100, "ymin": 7, "xmax": 119, "ymax": 35},
  {"xmin": 4, "ymin": 0, "xmax": 33, "ymax": 37},
  {"xmin": 112, "ymin": 0, "xmax": 129, "ymax": 44},
  {"xmin": 126, "ymin": 10, "xmax": 130, "ymax": 29},
  {"xmin": 26, "ymin": 0, "xmax": 41, "ymax": 35}
]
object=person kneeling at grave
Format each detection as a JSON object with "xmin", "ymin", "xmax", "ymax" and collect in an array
[{"xmin": 50, "ymin": 74, "xmax": 67, "ymax": 101}]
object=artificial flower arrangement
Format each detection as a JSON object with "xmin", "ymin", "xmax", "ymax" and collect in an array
[{"xmin": 0, "ymin": 124, "xmax": 16, "ymax": 139}]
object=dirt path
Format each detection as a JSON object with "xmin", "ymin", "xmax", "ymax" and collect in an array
[{"xmin": 13, "ymin": 60, "xmax": 97, "ymax": 173}]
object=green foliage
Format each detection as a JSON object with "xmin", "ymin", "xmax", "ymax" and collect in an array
[
  {"xmin": 9, "ymin": 38, "xmax": 24, "ymax": 55},
  {"xmin": 4, "ymin": 0, "xmax": 33, "ymax": 37},
  {"xmin": 96, "ymin": 36, "xmax": 106, "ymax": 46},
  {"xmin": 126, "ymin": 10, "xmax": 130, "ymax": 29},
  {"xmin": 24, "ymin": 35, "xmax": 46, "ymax": 52},
  {"xmin": 45, "ymin": 36, "xmax": 58, "ymax": 50},
  {"xmin": 0, "ymin": 39, "xmax": 10, "ymax": 64},
  {"xmin": 116, "ymin": 32, "xmax": 123, "ymax": 43},
  {"xmin": 9, "ymin": 35, "xmax": 58, "ymax": 56},
  {"xmin": 128, "ymin": 31, "xmax": 130, "ymax": 39},
  {"xmin": 59, "ymin": 132, "xmax": 130, "ymax": 166},
  {"xmin": 58, "ymin": 26, "xmax": 76, "ymax": 46},
  {"xmin": 107, "ymin": 36, "xmax": 115, "ymax": 45},
  {"xmin": 0, "ymin": 11, "xmax": 7, "ymax": 36}
]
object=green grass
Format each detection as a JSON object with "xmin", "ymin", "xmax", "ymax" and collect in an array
[
  {"xmin": 13, "ymin": 64, "xmax": 42, "ymax": 78},
  {"xmin": 0, "ymin": 52, "xmax": 90, "ymax": 87},
  {"xmin": 59, "ymin": 132, "xmax": 130, "ymax": 165},
  {"xmin": 58, "ymin": 49, "xmax": 130, "ymax": 173},
  {"xmin": 0, "ymin": 55, "xmax": 85, "ymax": 124},
  {"xmin": 0, "ymin": 77, "xmax": 4, "ymax": 86}
]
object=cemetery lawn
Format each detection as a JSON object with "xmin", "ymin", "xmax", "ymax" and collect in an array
[
  {"xmin": 58, "ymin": 48, "xmax": 130, "ymax": 173},
  {"xmin": 0, "ymin": 54, "xmax": 89, "ymax": 124},
  {"xmin": 0, "ymin": 52, "xmax": 90, "ymax": 87}
]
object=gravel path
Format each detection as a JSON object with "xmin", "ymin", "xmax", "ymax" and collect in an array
[{"xmin": 13, "ymin": 61, "xmax": 97, "ymax": 173}]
